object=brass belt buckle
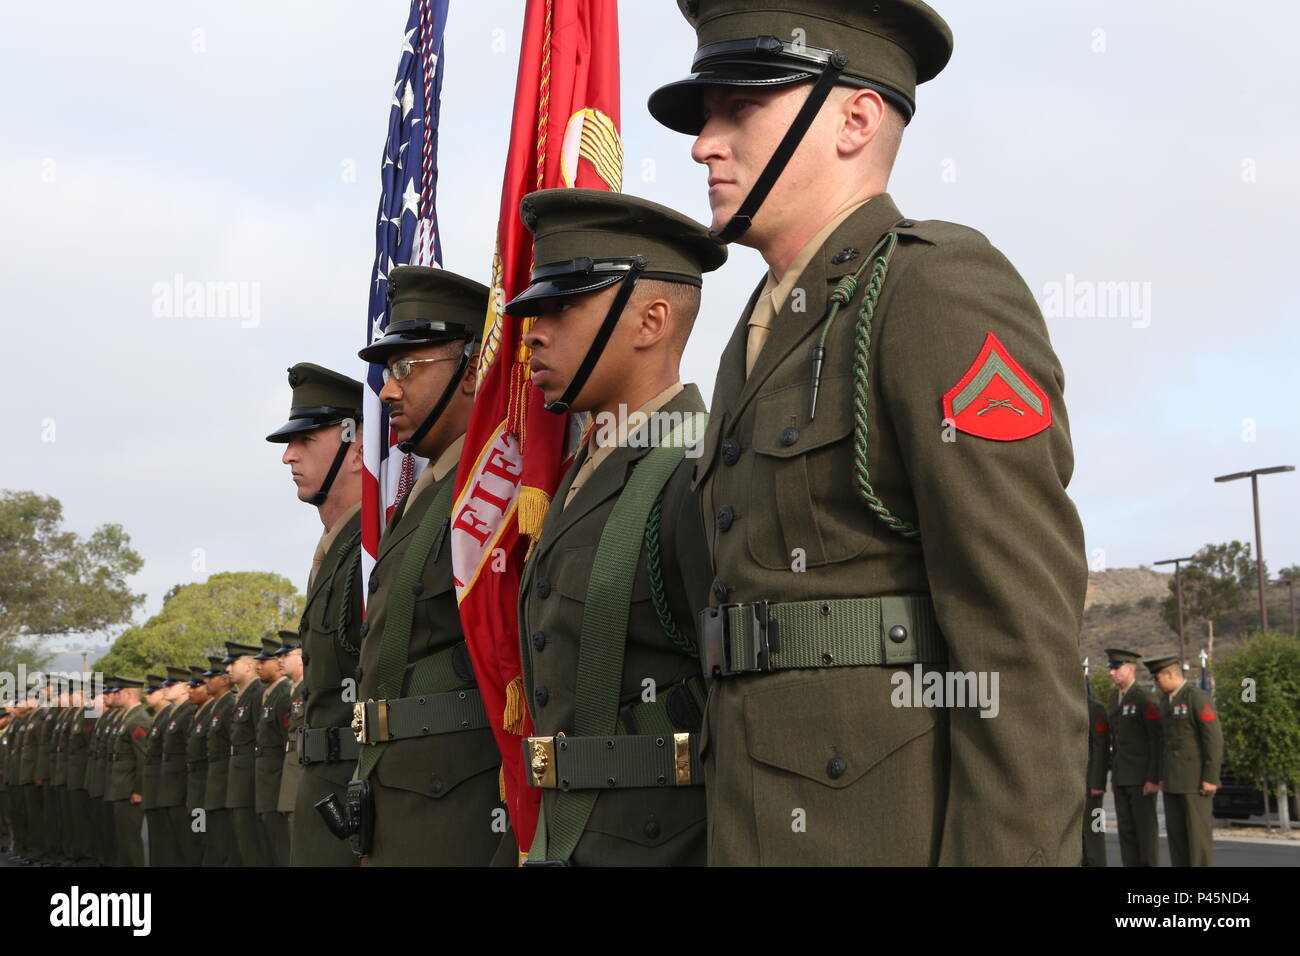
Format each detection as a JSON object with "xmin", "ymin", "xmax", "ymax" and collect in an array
[
  {"xmin": 526, "ymin": 735, "xmax": 557, "ymax": 789},
  {"xmin": 351, "ymin": 701, "xmax": 368, "ymax": 745},
  {"xmin": 673, "ymin": 732, "xmax": 692, "ymax": 786}
]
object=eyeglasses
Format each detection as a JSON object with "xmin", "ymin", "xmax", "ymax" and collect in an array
[{"xmin": 382, "ymin": 356, "xmax": 459, "ymax": 383}]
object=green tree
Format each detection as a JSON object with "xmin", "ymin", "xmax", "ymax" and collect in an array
[
  {"xmin": 1162, "ymin": 541, "xmax": 1257, "ymax": 645},
  {"xmin": 93, "ymin": 571, "xmax": 303, "ymax": 677},
  {"xmin": 1214, "ymin": 631, "xmax": 1300, "ymax": 830},
  {"xmin": 0, "ymin": 490, "xmax": 144, "ymax": 673},
  {"xmin": 1278, "ymin": 565, "xmax": 1300, "ymax": 583}
]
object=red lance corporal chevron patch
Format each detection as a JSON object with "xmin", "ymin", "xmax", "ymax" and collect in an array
[{"xmin": 942, "ymin": 332, "xmax": 1052, "ymax": 441}]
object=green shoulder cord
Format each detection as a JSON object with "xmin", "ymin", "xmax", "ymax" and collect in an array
[
  {"xmin": 334, "ymin": 531, "xmax": 363, "ymax": 656},
  {"xmin": 644, "ymin": 496, "xmax": 699, "ymax": 660},
  {"xmin": 808, "ymin": 231, "xmax": 919, "ymax": 539}
]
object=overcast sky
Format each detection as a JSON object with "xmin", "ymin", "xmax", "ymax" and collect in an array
[{"xmin": 2, "ymin": 0, "xmax": 1297, "ymax": 630}]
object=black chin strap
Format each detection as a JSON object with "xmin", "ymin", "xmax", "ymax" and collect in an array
[
  {"xmin": 396, "ymin": 339, "xmax": 474, "ymax": 454},
  {"xmin": 309, "ymin": 431, "xmax": 354, "ymax": 507},
  {"xmin": 544, "ymin": 258, "xmax": 647, "ymax": 415},
  {"xmin": 711, "ymin": 51, "xmax": 848, "ymax": 245}
]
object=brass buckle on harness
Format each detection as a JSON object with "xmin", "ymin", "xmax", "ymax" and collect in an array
[
  {"xmin": 700, "ymin": 601, "xmax": 781, "ymax": 678},
  {"xmin": 525, "ymin": 735, "xmax": 558, "ymax": 789},
  {"xmin": 353, "ymin": 699, "xmax": 390, "ymax": 745}
]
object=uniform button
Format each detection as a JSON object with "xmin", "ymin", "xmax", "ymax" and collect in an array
[
  {"xmin": 897, "ymin": 219, "xmax": 915, "ymax": 228},
  {"xmin": 368, "ymin": 576, "xmax": 379, "ymax": 594},
  {"xmin": 711, "ymin": 579, "xmax": 729, "ymax": 604},
  {"xmin": 536, "ymin": 578, "xmax": 551, "ymax": 599},
  {"xmin": 531, "ymin": 630, "xmax": 546, "ymax": 652},
  {"xmin": 827, "ymin": 756, "xmax": 846, "ymax": 779},
  {"xmin": 359, "ymin": 622, "xmax": 370, "ymax": 638},
  {"xmin": 430, "ymin": 775, "xmax": 443, "ymax": 795},
  {"xmin": 716, "ymin": 505, "xmax": 734, "ymax": 532},
  {"xmin": 831, "ymin": 247, "xmax": 859, "ymax": 264},
  {"xmin": 779, "ymin": 427, "xmax": 799, "ymax": 447},
  {"xmin": 644, "ymin": 818, "xmax": 661, "ymax": 840},
  {"xmin": 888, "ymin": 625, "xmax": 908, "ymax": 644},
  {"xmin": 411, "ymin": 581, "xmax": 423, "ymax": 596},
  {"xmin": 534, "ymin": 686, "xmax": 549, "ymax": 709},
  {"xmin": 721, "ymin": 438, "xmax": 740, "ymax": 465}
]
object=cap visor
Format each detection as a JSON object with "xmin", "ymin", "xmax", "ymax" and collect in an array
[
  {"xmin": 503, "ymin": 274, "xmax": 626, "ymax": 317},
  {"xmin": 648, "ymin": 67, "xmax": 814, "ymax": 135}
]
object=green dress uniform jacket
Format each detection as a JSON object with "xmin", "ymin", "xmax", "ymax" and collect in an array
[
  {"xmin": 1083, "ymin": 697, "xmax": 1110, "ymax": 866},
  {"xmin": 694, "ymin": 195, "xmax": 1088, "ymax": 866},
  {"xmin": 142, "ymin": 703, "xmax": 173, "ymax": 810},
  {"xmin": 357, "ymin": 464, "xmax": 501, "ymax": 865},
  {"xmin": 204, "ymin": 692, "xmax": 235, "ymax": 809},
  {"xmin": 159, "ymin": 700, "xmax": 196, "ymax": 808},
  {"xmin": 66, "ymin": 708, "xmax": 94, "ymax": 792},
  {"xmin": 106, "ymin": 705, "xmax": 150, "ymax": 802},
  {"xmin": 1107, "ymin": 684, "xmax": 1162, "ymax": 786},
  {"xmin": 292, "ymin": 509, "xmax": 363, "ymax": 867},
  {"xmin": 226, "ymin": 681, "xmax": 263, "ymax": 809},
  {"xmin": 1158, "ymin": 684, "xmax": 1223, "ymax": 793},
  {"xmin": 255, "ymin": 678, "xmax": 291, "ymax": 812},
  {"xmin": 17, "ymin": 708, "xmax": 41, "ymax": 785},
  {"xmin": 519, "ymin": 385, "xmax": 713, "ymax": 865},
  {"xmin": 186, "ymin": 699, "xmax": 212, "ymax": 811}
]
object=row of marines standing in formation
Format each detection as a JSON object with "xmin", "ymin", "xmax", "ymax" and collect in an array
[
  {"xmin": 1082, "ymin": 648, "xmax": 1226, "ymax": 869},
  {"xmin": 0, "ymin": 636, "xmax": 305, "ymax": 866},
  {"xmin": 5, "ymin": 1, "xmax": 1121, "ymax": 865}
]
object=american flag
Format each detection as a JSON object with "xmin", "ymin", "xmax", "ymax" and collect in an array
[{"xmin": 361, "ymin": 0, "xmax": 450, "ymax": 596}]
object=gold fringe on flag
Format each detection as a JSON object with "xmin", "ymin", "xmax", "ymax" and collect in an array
[
  {"xmin": 517, "ymin": 484, "xmax": 552, "ymax": 540},
  {"xmin": 503, "ymin": 672, "xmax": 528, "ymax": 735},
  {"xmin": 498, "ymin": 766, "xmax": 507, "ymax": 803}
]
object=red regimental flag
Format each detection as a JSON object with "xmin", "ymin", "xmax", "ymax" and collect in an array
[{"xmin": 451, "ymin": 0, "xmax": 622, "ymax": 858}]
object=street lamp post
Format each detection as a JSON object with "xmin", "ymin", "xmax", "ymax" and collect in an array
[
  {"xmin": 1155, "ymin": 556, "xmax": 1195, "ymax": 660},
  {"xmin": 1214, "ymin": 465, "xmax": 1296, "ymax": 632}
]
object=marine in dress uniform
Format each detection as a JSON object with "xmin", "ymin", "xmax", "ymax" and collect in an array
[
  {"xmin": 46, "ymin": 682, "xmax": 75, "ymax": 864},
  {"xmin": 253, "ymin": 636, "xmax": 292, "ymax": 865},
  {"xmin": 273, "ymin": 635, "xmax": 305, "ymax": 862},
  {"xmin": 508, "ymin": 189, "xmax": 724, "ymax": 865},
  {"xmin": 349, "ymin": 266, "xmax": 502, "ymax": 865},
  {"xmin": 141, "ymin": 675, "xmax": 174, "ymax": 865},
  {"xmin": 105, "ymin": 678, "xmax": 151, "ymax": 867},
  {"xmin": 1084, "ymin": 692, "xmax": 1110, "ymax": 867},
  {"xmin": 225, "ymin": 640, "xmax": 271, "ymax": 866},
  {"xmin": 1106, "ymin": 648, "xmax": 1162, "ymax": 867},
  {"xmin": 264, "ymin": 364, "xmax": 366, "ymax": 867},
  {"xmin": 649, "ymin": 0, "xmax": 1089, "ymax": 864},
  {"xmin": 1146, "ymin": 656, "xmax": 1224, "ymax": 867},
  {"xmin": 63, "ymin": 681, "xmax": 96, "ymax": 866},
  {"xmin": 158, "ymin": 666, "xmax": 198, "ymax": 866},
  {"xmin": 181, "ymin": 666, "xmax": 212, "ymax": 866},
  {"xmin": 203, "ymin": 656, "xmax": 239, "ymax": 866},
  {"xmin": 87, "ymin": 682, "xmax": 121, "ymax": 866}
]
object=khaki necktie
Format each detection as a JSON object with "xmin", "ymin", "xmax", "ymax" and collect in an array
[{"xmin": 745, "ymin": 287, "xmax": 777, "ymax": 377}]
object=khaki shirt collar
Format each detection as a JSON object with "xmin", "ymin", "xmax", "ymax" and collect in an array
[{"xmin": 406, "ymin": 433, "xmax": 467, "ymax": 507}]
